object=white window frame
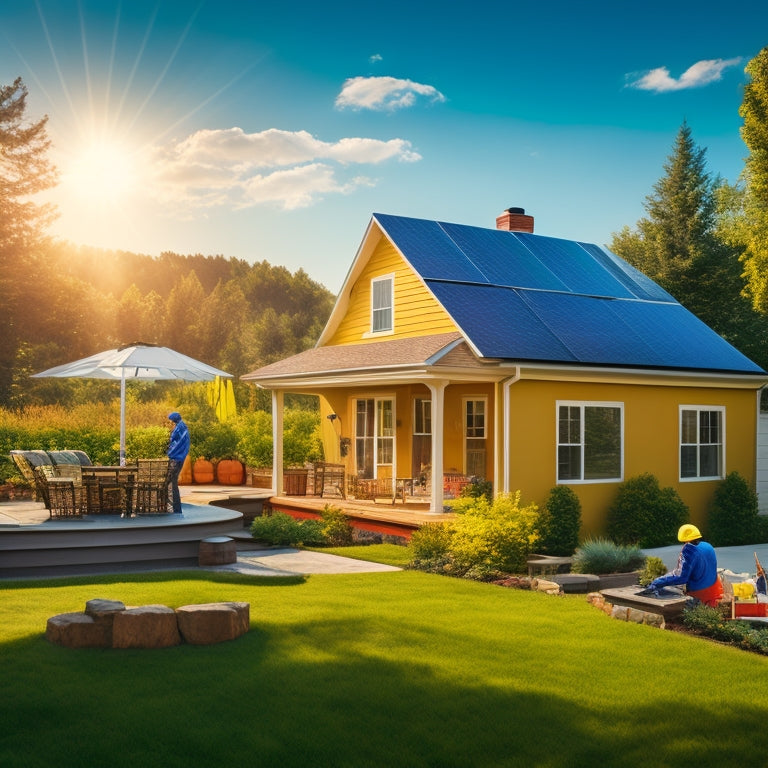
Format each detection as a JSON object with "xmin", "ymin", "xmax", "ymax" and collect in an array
[
  {"xmin": 413, "ymin": 398, "xmax": 432, "ymax": 436},
  {"xmin": 369, "ymin": 274, "xmax": 394, "ymax": 335},
  {"xmin": 463, "ymin": 396, "xmax": 487, "ymax": 477},
  {"xmin": 679, "ymin": 405, "xmax": 725, "ymax": 481},
  {"xmin": 556, "ymin": 401, "xmax": 624, "ymax": 484}
]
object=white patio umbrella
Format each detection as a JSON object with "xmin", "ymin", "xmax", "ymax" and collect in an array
[{"xmin": 31, "ymin": 343, "xmax": 233, "ymax": 465}]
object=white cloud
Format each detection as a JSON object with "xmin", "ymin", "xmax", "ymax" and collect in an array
[
  {"xmin": 335, "ymin": 76, "xmax": 446, "ymax": 111},
  {"xmin": 148, "ymin": 127, "xmax": 419, "ymax": 210},
  {"xmin": 627, "ymin": 57, "xmax": 742, "ymax": 92},
  {"xmin": 369, "ymin": 53, "xmax": 383, "ymax": 64}
]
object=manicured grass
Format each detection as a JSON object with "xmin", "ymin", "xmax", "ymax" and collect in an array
[
  {"xmin": 2, "ymin": 568, "xmax": 768, "ymax": 768},
  {"xmin": 315, "ymin": 542, "xmax": 414, "ymax": 567}
]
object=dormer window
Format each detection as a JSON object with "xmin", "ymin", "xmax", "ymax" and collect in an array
[{"xmin": 371, "ymin": 274, "xmax": 394, "ymax": 334}]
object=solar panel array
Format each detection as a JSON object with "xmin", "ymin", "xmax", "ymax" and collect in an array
[{"xmin": 373, "ymin": 213, "xmax": 764, "ymax": 374}]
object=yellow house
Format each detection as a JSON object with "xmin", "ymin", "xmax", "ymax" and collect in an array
[{"xmin": 242, "ymin": 208, "xmax": 768, "ymax": 536}]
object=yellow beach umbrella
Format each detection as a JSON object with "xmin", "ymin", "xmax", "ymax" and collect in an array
[{"xmin": 207, "ymin": 375, "xmax": 236, "ymax": 422}]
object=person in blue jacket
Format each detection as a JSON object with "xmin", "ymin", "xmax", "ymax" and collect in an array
[
  {"xmin": 166, "ymin": 411, "xmax": 190, "ymax": 514},
  {"xmin": 648, "ymin": 524, "xmax": 723, "ymax": 606}
]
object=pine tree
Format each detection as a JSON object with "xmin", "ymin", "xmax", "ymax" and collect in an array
[
  {"xmin": 609, "ymin": 121, "xmax": 768, "ymax": 369},
  {"xmin": 0, "ymin": 78, "xmax": 58, "ymax": 405}
]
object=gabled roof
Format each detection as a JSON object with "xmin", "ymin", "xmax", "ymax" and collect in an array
[{"xmin": 369, "ymin": 213, "xmax": 765, "ymax": 375}]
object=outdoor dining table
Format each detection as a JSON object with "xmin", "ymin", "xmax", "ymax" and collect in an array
[{"xmin": 81, "ymin": 465, "xmax": 137, "ymax": 516}]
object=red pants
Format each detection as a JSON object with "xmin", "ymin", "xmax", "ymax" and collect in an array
[{"xmin": 688, "ymin": 577, "xmax": 724, "ymax": 607}]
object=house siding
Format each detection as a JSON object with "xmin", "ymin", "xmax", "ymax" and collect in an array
[
  {"xmin": 507, "ymin": 379, "xmax": 758, "ymax": 536},
  {"xmin": 327, "ymin": 238, "xmax": 456, "ymax": 346}
]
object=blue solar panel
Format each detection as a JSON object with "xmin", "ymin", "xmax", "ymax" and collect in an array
[
  {"xmin": 374, "ymin": 213, "xmax": 766, "ymax": 374},
  {"xmin": 374, "ymin": 214, "xmax": 488, "ymax": 283},
  {"xmin": 512, "ymin": 233, "xmax": 637, "ymax": 298},
  {"xmin": 427, "ymin": 282, "xmax": 576, "ymax": 360},
  {"xmin": 439, "ymin": 223, "xmax": 569, "ymax": 290},
  {"xmin": 578, "ymin": 242, "xmax": 676, "ymax": 302}
]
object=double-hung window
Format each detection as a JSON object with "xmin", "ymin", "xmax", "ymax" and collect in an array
[
  {"xmin": 680, "ymin": 406, "xmax": 724, "ymax": 480},
  {"xmin": 371, "ymin": 275, "xmax": 393, "ymax": 334},
  {"xmin": 557, "ymin": 402, "xmax": 623, "ymax": 482}
]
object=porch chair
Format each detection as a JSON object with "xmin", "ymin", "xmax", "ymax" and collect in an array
[
  {"xmin": 33, "ymin": 464, "xmax": 86, "ymax": 518},
  {"xmin": 130, "ymin": 458, "xmax": 171, "ymax": 515}
]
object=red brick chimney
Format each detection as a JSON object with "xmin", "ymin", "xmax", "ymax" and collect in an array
[{"xmin": 496, "ymin": 207, "xmax": 534, "ymax": 233}]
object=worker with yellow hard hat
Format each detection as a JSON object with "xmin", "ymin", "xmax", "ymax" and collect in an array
[{"xmin": 648, "ymin": 524, "xmax": 724, "ymax": 606}]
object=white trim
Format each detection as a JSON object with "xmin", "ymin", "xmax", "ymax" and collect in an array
[
  {"xmin": 556, "ymin": 400, "xmax": 624, "ymax": 484},
  {"xmin": 369, "ymin": 273, "xmax": 395, "ymax": 335},
  {"xmin": 679, "ymin": 404, "xmax": 725, "ymax": 482},
  {"xmin": 462, "ymin": 396, "xmax": 488, "ymax": 477}
]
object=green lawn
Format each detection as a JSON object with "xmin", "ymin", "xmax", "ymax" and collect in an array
[{"xmin": 2, "ymin": 560, "xmax": 767, "ymax": 768}]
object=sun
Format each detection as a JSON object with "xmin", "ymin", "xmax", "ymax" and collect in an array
[{"xmin": 61, "ymin": 137, "xmax": 143, "ymax": 208}]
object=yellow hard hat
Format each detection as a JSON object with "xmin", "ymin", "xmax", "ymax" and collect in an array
[{"xmin": 678, "ymin": 524, "xmax": 702, "ymax": 542}]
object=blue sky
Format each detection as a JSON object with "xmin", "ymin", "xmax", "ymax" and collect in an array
[{"xmin": 2, "ymin": 1, "xmax": 766, "ymax": 292}]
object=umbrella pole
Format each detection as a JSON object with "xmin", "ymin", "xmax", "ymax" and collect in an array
[{"xmin": 120, "ymin": 373, "xmax": 126, "ymax": 466}]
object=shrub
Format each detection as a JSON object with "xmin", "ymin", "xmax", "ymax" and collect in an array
[
  {"xmin": 125, "ymin": 426, "xmax": 169, "ymax": 460},
  {"xmin": 606, "ymin": 473, "xmax": 688, "ymax": 547},
  {"xmin": 408, "ymin": 523, "xmax": 455, "ymax": 574},
  {"xmin": 460, "ymin": 477, "xmax": 493, "ymax": 500},
  {"xmin": 448, "ymin": 491, "xmax": 540, "ymax": 577},
  {"xmin": 707, "ymin": 472, "xmax": 760, "ymax": 546},
  {"xmin": 320, "ymin": 504, "xmax": 354, "ymax": 546},
  {"xmin": 250, "ymin": 511, "xmax": 324, "ymax": 547},
  {"xmin": 681, "ymin": 603, "xmax": 751, "ymax": 643},
  {"xmin": 638, "ymin": 556, "xmax": 668, "ymax": 586},
  {"xmin": 571, "ymin": 538, "xmax": 646, "ymax": 574},
  {"xmin": 537, "ymin": 485, "xmax": 581, "ymax": 556}
]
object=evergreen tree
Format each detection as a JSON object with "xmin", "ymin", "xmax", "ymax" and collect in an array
[
  {"xmin": 609, "ymin": 121, "xmax": 768, "ymax": 370},
  {"xmin": 0, "ymin": 78, "xmax": 58, "ymax": 405}
]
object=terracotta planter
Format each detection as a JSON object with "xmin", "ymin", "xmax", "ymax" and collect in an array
[
  {"xmin": 193, "ymin": 458, "xmax": 215, "ymax": 484},
  {"xmin": 216, "ymin": 459, "xmax": 245, "ymax": 485},
  {"xmin": 179, "ymin": 455, "xmax": 193, "ymax": 485}
]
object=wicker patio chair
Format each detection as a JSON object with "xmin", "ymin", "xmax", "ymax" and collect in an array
[
  {"xmin": 33, "ymin": 464, "xmax": 86, "ymax": 518},
  {"xmin": 130, "ymin": 458, "xmax": 172, "ymax": 515}
]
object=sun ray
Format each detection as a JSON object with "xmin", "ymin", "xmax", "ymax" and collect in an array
[
  {"xmin": 34, "ymin": 0, "xmax": 81, "ymax": 135},
  {"xmin": 126, "ymin": 2, "xmax": 206, "ymax": 136}
]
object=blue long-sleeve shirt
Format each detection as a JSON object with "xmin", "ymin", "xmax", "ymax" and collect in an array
[
  {"xmin": 167, "ymin": 420, "xmax": 190, "ymax": 462},
  {"xmin": 651, "ymin": 541, "xmax": 719, "ymax": 592}
]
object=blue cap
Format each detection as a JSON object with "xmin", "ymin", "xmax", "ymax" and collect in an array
[{"xmin": 168, "ymin": 412, "xmax": 182, "ymax": 422}]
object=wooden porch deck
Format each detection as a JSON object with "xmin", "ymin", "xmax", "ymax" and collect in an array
[{"xmin": 265, "ymin": 494, "xmax": 454, "ymax": 540}]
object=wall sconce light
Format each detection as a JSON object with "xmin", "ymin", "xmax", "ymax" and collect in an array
[{"xmin": 327, "ymin": 413, "xmax": 337, "ymax": 421}]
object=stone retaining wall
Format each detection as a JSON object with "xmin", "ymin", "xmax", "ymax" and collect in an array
[{"xmin": 46, "ymin": 598, "xmax": 250, "ymax": 649}]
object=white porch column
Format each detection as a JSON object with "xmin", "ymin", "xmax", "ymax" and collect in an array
[
  {"xmin": 502, "ymin": 368, "xmax": 521, "ymax": 495},
  {"xmin": 272, "ymin": 389, "xmax": 284, "ymax": 495},
  {"xmin": 427, "ymin": 380, "xmax": 448, "ymax": 514}
]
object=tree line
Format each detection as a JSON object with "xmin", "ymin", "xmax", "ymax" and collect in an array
[{"xmin": 1, "ymin": 48, "xmax": 768, "ymax": 413}]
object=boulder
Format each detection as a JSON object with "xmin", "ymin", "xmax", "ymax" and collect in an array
[
  {"xmin": 176, "ymin": 602, "xmax": 250, "ymax": 645},
  {"xmin": 46, "ymin": 612, "xmax": 112, "ymax": 648},
  {"xmin": 112, "ymin": 605, "xmax": 181, "ymax": 649}
]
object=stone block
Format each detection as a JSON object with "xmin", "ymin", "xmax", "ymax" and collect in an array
[
  {"xmin": 176, "ymin": 601, "xmax": 250, "ymax": 645},
  {"xmin": 85, "ymin": 598, "xmax": 126, "ymax": 616},
  {"xmin": 46, "ymin": 612, "xmax": 111, "ymax": 648},
  {"xmin": 199, "ymin": 536, "xmax": 237, "ymax": 566},
  {"xmin": 112, "ymin": 605, "xmax": 181, "ymax": 649},
  {"xmin": 610, "ymin": 605, "xmax": 630, "ymax": 621}
]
